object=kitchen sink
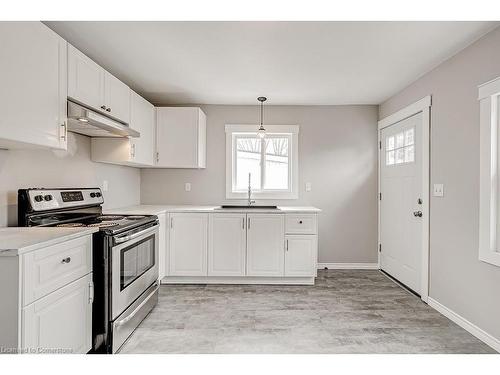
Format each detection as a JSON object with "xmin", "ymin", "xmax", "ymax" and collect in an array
[{"xmin": 218, "ymin": 205, "xmax": 279, "ymax": 209}]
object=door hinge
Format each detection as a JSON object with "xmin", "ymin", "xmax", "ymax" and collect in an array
[
  {"xmin": 379, "ymin": 244, "xmax": 382, "ymax": 253},
  {"xmin": 379, "ymin": 141, "xmax": 382, "ymax": 150}
]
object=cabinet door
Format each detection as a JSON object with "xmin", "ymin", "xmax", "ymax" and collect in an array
[
  {"xmin": 246, "ymin": 214, "xmax": 285, "ymax": 277},
  {"xmin": 104, "ymin": 72, "xmax": 130, "ymax": 123},
  {"xmin": 169, "ymin": 213, "xmax": 208, "ymax": 276},
  {"xmin": 208, "ymin": 213, "xmax": 246, "ymax": 276},
  {"xmin": 68, "ymin": 44, "xmax": 105, "ymax": 112},
  {"xmin": 130, "ymin": 91, "xmax": 155, "ymax": 165},
  {"xmin": 285, "ymin": 235, "xmax": 317, "ymax": 277},
  {"xmin": 156, "ymin": 107, "xmax": 202, "ymax": 168},
  {"xmin": 0, "ymin": 22, "xmax": 67, "ymax": 150},
  {"xmin": 22, "ymin": 273, "xmax": 92, "ymax": 354}
]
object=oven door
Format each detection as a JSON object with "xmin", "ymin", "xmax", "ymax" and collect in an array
[{"xmin": 111, "ymin": 224, "xmax": 159, "ymax": 320}]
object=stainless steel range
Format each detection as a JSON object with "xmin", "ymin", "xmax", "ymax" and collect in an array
[{"xmin": 18, "ymin": 188, "xmax": 159, "ymax": 353}]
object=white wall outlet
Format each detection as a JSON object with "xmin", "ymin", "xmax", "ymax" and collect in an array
[
  {"xmin": 185, "ymin": 183, "xmax": 191, "ymax": 192},
  {"xmin": 305, "ymin": 182, "xmax": 312, "ymax": 192},
  {"xmin": 102, "ymin": 180, "xmax": 109, "ymax": 192},
  {"xmin": 433, "ymin": 183, "xmax": 444, "ymax": 197}
]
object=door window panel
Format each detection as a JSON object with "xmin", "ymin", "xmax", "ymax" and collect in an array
[
  {"xmin": 385, "ymin": 127, "xmax": 415, "ymax": 166},
  {"xmin": 120, "ymin": 235, "xmax": 155, "ymax": 291}
]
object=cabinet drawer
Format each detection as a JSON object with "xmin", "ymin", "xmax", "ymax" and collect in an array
[
  {"xmin": 23, "ymin": 235, "xmax": 92, "ymax": 306},
  {"xmin": 285, "ymin": 214, "xmax": 317, "ymax": 234}
]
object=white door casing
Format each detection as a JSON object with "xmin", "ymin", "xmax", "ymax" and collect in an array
[{"xmin": 378, "ymin": 96, "xmax": 431, "ymax": 302}]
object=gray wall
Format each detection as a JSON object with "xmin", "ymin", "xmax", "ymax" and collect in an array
[
  {"xmin": 141, "ymin": 105, "xmax": 379, "ymax": 264},
  {"xmin": 380, "ymin": 27, "xmax": 500, "ymax": 341},
  {"xmin": 0, "ymin": 132, "xmax": 140, "ymax": 226}
]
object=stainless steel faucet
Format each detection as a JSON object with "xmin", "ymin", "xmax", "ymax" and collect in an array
[{"xmin": 248, "ymin": 173, "xmax": 256, "ymax": 206}]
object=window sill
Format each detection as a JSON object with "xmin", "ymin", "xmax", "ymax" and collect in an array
[{"xmin": 226, "ymin": 191, "xmax": 298, "ymax": 200}]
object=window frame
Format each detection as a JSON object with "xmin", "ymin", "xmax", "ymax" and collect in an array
[
  {"xmin": 478, "ymin": 76, "xmax": 500, "ymax": 267},
  {"xmin": 225, "ymin": 124, "xmax": 299, "ymax": 200}
]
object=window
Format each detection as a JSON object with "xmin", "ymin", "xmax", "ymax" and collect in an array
[
  {"xmin": 385, "ymin": 128, "xmax": 415, "ymax": 166},
  {"xmin": 226, "ymin": 125, "xmax": 299, "ymax": 199},
  {"xmin": 478, "ymin": 76, "xmax": 500, "ymax": 267}
]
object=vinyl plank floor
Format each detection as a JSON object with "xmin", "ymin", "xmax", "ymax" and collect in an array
[{"xmin": 118, "ymin": 270, "xmax": 496, "ymax": 354}]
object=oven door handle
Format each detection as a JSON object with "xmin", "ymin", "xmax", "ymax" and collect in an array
[
  {"xmin": 114, "ymin": 225, "xmax": 158, "ymax": 245},
  {"xmin": 115, "ymin": 284, "xmax": 159, "ymax": 327}
]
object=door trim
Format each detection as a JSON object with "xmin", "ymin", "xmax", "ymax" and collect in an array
[{"xmin": 377, "ymin": 95, "xmax": 431, "ymax": 303}]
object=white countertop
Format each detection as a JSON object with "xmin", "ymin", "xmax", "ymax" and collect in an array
[
  {"xmin": 105, "ymin": 204, "xmax": 321, "ymax": 215},
  {"xmin": 0, "ymin": 227, "xmax": 99, "ymax": 256}
]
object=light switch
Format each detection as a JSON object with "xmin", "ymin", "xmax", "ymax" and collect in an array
[
  {"xmin": 433, "ymin": 184, "xmax": 444, "ymax": 197},
  {"xmin": 102, "ymin": 180, "xmax": 109, "ymax": 192},
  {"xmin": 185, "ymin": 183, "xmax": 191, "ymax": 192},
  {"xmin": 305, "ymin": 182, "xmax": 312, "ymax": 192}
]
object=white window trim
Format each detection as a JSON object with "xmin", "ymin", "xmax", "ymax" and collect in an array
[
  {"xmin": 225, "ymin": 124, "xmax": 299, "ymax": 200},
  {"xmin": 479, "ymin": 76, "xmax": 500, "ymax": 267}
]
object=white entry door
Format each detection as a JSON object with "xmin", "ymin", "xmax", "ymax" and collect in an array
[{"xmin": 380, "ymin": 113, "xmax": 423, "ymax": 294}]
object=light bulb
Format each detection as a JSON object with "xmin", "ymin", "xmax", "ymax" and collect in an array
[{"xmin": 258, "ymin": 125, "xmax": 266, "ymax": 138}]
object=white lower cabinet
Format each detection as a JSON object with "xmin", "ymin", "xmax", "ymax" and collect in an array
[
  {"xmin": 169, "ymin": 213, "xmax": 208, "ymax": 276},
  {"xmin": 246, "ymin": 214, "xmax": 285, "ymax": 277},
  {"xmin": 208, "ymin": 213, "xmax": 246, "ymax": 276},
  {"xmin": 163, "ymin": 211, "xmax": 318, "ymax": 284},
  {"xmin": 0, "ymin": 233, "xmax": 93, "ymax": 354},
  {"xmin": 285, "ymin": 235, "xmax": 317, "ymax": 277},
  {"xmin": 22, "ymin": 273, "xmax": 92, "ymax": 354}
]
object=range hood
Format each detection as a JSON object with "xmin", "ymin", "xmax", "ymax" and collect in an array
[{"xmin": 67, "ymin": 101, "xmax": 140, "ymax": 138}]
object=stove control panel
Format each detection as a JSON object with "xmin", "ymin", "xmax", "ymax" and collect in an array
[{"xmin": 27, "ymin": 188, "xmax": 104, "ymax": 211}]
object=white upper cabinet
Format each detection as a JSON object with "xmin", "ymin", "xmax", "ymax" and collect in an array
[
  {"xmin": 129, "ymin": 91, "xmax": 155, "ymax": 165},
  {"xmin": 67, "ymin": 44, "xmax": 130, "ymax": 124},
  {"xmin": 155, "ymin": 107, "xmax": 207, "ymax": 168},
  {"xmin": 0, "ymin": 22, "xmax": 67, "ymax": 150},
  {"xmin": 104, "ymin": 72, "xmax": 130, "ymax": 123},
  {"xmin": 246, "ymin": 214, "xmax": 285, "ymax": 277},
  {"xmin": 67, "ymin": 44, "xmax": 105, "ymax": 112},
  {"xmin": 91, "ymin": 91, "xmax": 155, "ymax": 167}
]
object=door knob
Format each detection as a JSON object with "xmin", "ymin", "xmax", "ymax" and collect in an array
[{"xmin": 413, "ymin": 211, "xmax": 423, "ymax": 217}]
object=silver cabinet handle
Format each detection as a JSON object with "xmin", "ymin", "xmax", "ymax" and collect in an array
[
  {"xmin": 286, "ymin": 239, "xmax": 289, "ymax": 251},
  {"xmin": 60, "ymin": 122, "xmax": 67, "ymax": 141},
  {"xmin": 156, "ymin": 152, "xmax": 160, "ymax": 163},
  {"xmin": 131, "ymin": 143, "xmax": 136, "ymax": 158},
  {"xmin": 61, "ymin": 257, "xmax": 71, "ymax": 264},
  {"xmin": 89, "ymin": 282, "xmax": 94, "ymax": 304},
  {"xmin": 170, "ymin": 217, "xmax": 173, "ymax": 228},
  {"xmin": 242, "ymin": 217, "xmax": 245, "ymax": 230}
]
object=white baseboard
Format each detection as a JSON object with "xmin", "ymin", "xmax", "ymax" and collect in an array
[
  {"xmin": 317, "ymin": 262, "xmax": 379, "ymax": 270},
  {"xmin": 428, "ymin": 297, "xmax": 500, "ymax": 353}
]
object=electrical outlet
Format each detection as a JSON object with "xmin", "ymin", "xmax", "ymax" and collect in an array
[
  {"xmin": 305, "ymin": 182, "xmax": 312, "ymax": 192},
  {"xmin": 185, "ymin": 183, "xmax": 191, "ymax": 192},
  {"xmin": 102, "ymin": 180, "xmax": 109, "ymax": 192},
  {"xmin": 433, "ymin": 184, "xmax": 444, "ymax": 197}
]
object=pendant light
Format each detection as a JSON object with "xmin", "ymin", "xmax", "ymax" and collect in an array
[{"xmin": 257, "ymin": 96, "xmax": 267, "ymax": 138}]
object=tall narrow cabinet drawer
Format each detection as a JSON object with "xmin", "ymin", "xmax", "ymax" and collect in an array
[
  {"xmin": 23, "ymin": 235, "xmax": 92, "ymax": 306},
  {"xmin": 285, "ymin": 214, "xmax": 317, "ymax": 234}
]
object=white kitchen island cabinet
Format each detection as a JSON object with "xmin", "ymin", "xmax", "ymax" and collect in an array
[
  {"xmin": 0, "ymin": 228, "xmax": 96, "ymax": 354},
  {"xmin": 0, "ymin": 22, "xmax": 68, "ymax": 150},
  {"xmin": 168, "ymin": 213, "xmax": 208, "ymax": 276}
]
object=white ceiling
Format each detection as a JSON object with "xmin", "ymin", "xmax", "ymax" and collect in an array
[{"xmin": 45, "ymin": 21, "xmax": 498, "ymax": 105}]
